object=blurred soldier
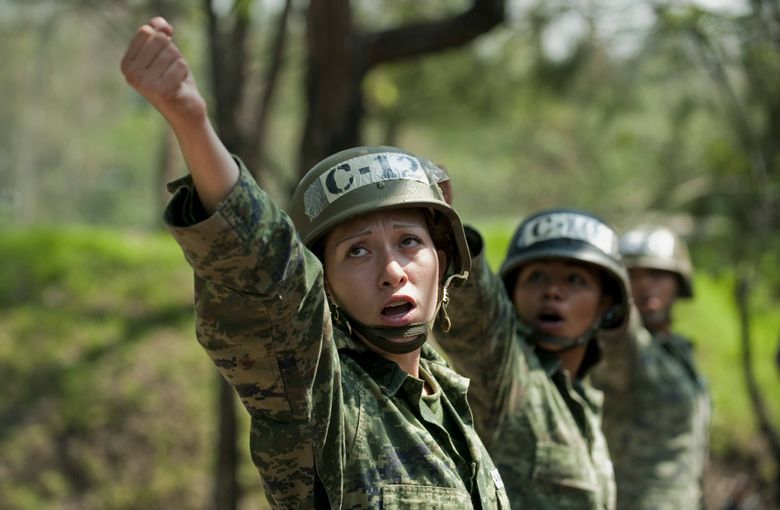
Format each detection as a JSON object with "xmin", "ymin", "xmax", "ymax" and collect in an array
[
  {"xmin": 437, "ymin": 208, "xmax": 630, "ymax": 509},
  {"xmin": 120, "ymin": 17, "xmax": 510, "ymax": 508},
  {"xmin": 592, "ymin": 224, "xmax": 712, "ymax": 510}
]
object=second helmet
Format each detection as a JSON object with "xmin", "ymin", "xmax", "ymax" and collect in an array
[{"xmin": 499, "ymin": 208, "xmax": 630, "ymax": 330}]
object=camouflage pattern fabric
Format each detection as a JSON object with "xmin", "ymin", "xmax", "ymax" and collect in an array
[
  {"xmin": 436, "ymin": 228, "xmax": 616, "ymax": 510},
  {"xmin": 163, "ymin": 162, "xmax": 510, "ymax": 509},
  {"xmin": 592, "ymin": 311, "xmax": 711, "ymax": 510}
]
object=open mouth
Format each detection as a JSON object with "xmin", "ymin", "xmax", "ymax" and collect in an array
[
  {"xmin": 382, "ymin": 301, "xmax": 414, "ymax": 318},
  {"xmin": 537, "ymin": 311, "xmax": 564, "ymax": 327}
]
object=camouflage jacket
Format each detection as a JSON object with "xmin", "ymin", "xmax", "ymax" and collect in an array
[
  {"xmin": 592, "ymin": 311, "xmax": 711, "ymax": 510},
  {"xmin": 436, "ymin": 228, "xmax": 616, "ymax": 510},
  {"xmin": 163, "ymin": 163, "xmax": 510, "ymax": 509}
]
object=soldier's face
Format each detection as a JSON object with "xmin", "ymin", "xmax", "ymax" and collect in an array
[
  {"xmin": 628, "ymin": 267, "xmax": 678, "ymax": 331},
  {"xmin": 512, "ymin": 259, "xmax": 610, "ymax": 349},
  {"xmin": 323, "ymin": 209, "xmax": 445, "ymax": 345}
]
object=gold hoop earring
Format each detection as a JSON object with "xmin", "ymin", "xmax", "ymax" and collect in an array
[
  {"xmin": 327, "ymin": 293, "xmax": 352, "ymax": 336},
  {"xmin": 439, "ymin": 307, "xmax": 452, "ymax": 333}
]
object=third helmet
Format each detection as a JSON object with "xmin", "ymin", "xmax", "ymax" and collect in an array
[{"xmin": 619, "ymin": 225, "xmax": 694, "ymax": 298}]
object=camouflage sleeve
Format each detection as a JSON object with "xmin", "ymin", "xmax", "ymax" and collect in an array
[
  {"xmin": 165, "ymin": 160, "xmax": 329, "ymax": 421},
  {"xmin": 437, "ymin": 226, "xmax": 524, "ymax": 434},
  {"xmin": 164, "ymin": 161, "xmax": 342, "ymax": 507},
  {"xmin": 592, "ymin": 304, "xmax": 650, "ymax": 392}
]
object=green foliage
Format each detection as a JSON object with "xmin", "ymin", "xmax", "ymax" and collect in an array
[
  {"xmin": 0, "ymin": 227, "xmax": 190, "ymax": 308},
  {"xmin": 675, "ymin": 275, "xmax": 780, "ymax": 458},
  {"xmin": 0, "ymin": 228, "xmax": 226, "ymax": 509}
]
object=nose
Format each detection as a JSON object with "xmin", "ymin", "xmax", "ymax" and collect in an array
[
  {"xmin": 542, "ymin": 281, "xmax": 563, "ymax": 300},
  {"xmin": 378, "ymin": 257, "xmax": 408, "ymax": 289}
]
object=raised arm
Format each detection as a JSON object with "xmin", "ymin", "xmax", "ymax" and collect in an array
[
  {"xmin": 436, "ymin": 228, "xmax": 524, "ymax": 437},
  {"xmin": 120, "ymin": 17, "xmax": 237, "ymax": 213},
  {"xmin": 592, "ymin": 304, "xmax": 649, "ymax": 392}
]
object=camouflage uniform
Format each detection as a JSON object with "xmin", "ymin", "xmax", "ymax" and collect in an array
[
  {"xmin": 437, "ymin": 228, "xmax": 616, "ymax": 510},
  {"xmin": 593, "ymin": 310, "xmax": 711, "ymax": 509},
  {"xmin": 163, "ymin": 162, "xmax": 510, "ymax": 509}
]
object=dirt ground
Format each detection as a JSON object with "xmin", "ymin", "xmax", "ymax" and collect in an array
[{"xmin": 703, "ymin": 450, "xmax": 778, "ymax": 510}]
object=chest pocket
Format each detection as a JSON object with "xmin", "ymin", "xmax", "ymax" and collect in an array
[
  {"xmin": 533, "ymin": 441, "xmax": 599, "ymax": 494},
  {"xmin": 382, "ymin": 484, "xmax": 472, "ymax": 509}
]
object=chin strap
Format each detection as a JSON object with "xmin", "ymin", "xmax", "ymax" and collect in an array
[
  {"xmin": 531, "ymin": 322, "xmax": 601, "ymax": 353},
  {"xmin": 517, "ymin": 315, "xmax": 602, "ymax": 353},
  {"xmin": 436, "ymin": 272, "xmax": 467, "ymax": 334},
  {"xmin": 524, "ymin": 303, "xmax": 625, "ymax": 353},
  {"xmin": 328, "ymin": 271, "xmax": 468, "ymax": 355}
]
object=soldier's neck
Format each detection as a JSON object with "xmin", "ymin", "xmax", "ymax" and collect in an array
[{"xmin": 554, "ymin": 344, "xmax": 587, "ymax": 379}]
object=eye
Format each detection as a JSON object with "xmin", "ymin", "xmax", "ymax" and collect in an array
[
  {"xmin": 567, "ymin": 272, "xmax": 589, "ymax": 286},
  {"xmin": 346, "ymin": 244, "xmax": 369, "ymax": 258},
  {"xmin": 525, "ymin": 270, "xmax": 546, "ymax": 283},
  {"xmin": 399, "ymin": 235, "xmax": 423, "ymax": 249}
]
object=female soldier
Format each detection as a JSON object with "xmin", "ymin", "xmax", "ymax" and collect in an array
[
  {"xmin": 437, "ymin": 209, "xmax": 630, "ymax": 509},
  {"xmin": 592, "ymin": 225, "xmax": 711, "ymax": 509},
  {"xmin": 121, "ymin": 17, "xmax": 509, "ymax": 509}
]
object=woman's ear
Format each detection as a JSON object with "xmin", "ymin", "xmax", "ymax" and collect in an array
[
  {"xmin": 324, "ymin": 278, "xmax": 335, "ymax": 301},
  {"xmin": 599, "ymin": 294, "xmax": 615, "ymax": 316},
  {"xmin": 324, "ymin": 278, "xmax": 341, "ymax": 315},
  {"xmin": 437, "ymin": 250, "xmax": 448, "ymax": 280}
]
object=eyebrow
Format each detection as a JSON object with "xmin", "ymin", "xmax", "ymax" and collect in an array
[
  {"xmin": 335, "ymin": 221, "xmax": 425, "ymax": 246},
  {"xmin": 392, "ymin": 222, "xmax": 423, "ymax": 230},
  {"xmin": 335, "ymin": 229, "xmax": 371, "ymax": 246}
]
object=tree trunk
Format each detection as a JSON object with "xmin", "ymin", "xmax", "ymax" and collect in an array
[
  {"xmin": 299, "ymin": 0, "xmax": 360, "ymax": 176},
  {"xmin": 298, "ymin": 0, "xmax": 506, "ymax": 179},
  {"xmin": 214, "ymin": 375, "xmax": 240, "ymax": 510}
]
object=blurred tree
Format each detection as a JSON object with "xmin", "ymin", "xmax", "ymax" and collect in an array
[
  {"xmin": 651, "ymin": 3, "xmax": 780, "ymax": 505},
  {"xmin": 298, "ymin": 0, "xmax": 506, "ymax": 178},
  {"xmin": 203, "ymin": 0, "xmax": 293, "ymax": 187}
]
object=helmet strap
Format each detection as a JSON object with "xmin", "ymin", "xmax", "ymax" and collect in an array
[
  {"xmin": 350, "ymin": 320, "xmax": 430, "ymax": 354},
  {"xmin": 326, "ymin": 289, "xmax": 429, "ymax": 354},
  {"xmin": 524, "ymin": 300, "xmax": 625, "ymax": 353},
  {"xmin": 327, "ymin": 293, "xmax": 352, "ymax": 337},
  {"xmin": 326, "ymin": 271, "xmax": 467, "ymax": 355},
  {"xmin": 528, "ymin": 318, "xmax": 602, "ymax": 353},
  {"xmin": 436, "ymin": 272, "xmax": 467, "ymax": 333}
]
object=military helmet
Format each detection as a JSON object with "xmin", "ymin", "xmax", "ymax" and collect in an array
[
  {"xmin": 619, "ymin": 225, "xmax": 694, "ymax": 298},
  {"xmin": 289, "ymin": 146, "xmax": 470, "ymax": 280},
  {"xmin": 498, "ymin": 208, "xmax": 630, "ymax": 330}
]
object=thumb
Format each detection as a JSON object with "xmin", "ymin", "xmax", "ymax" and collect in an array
[{"xmin": 435, "ymin": 164, "xmax": 453, "ymax": 205}]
